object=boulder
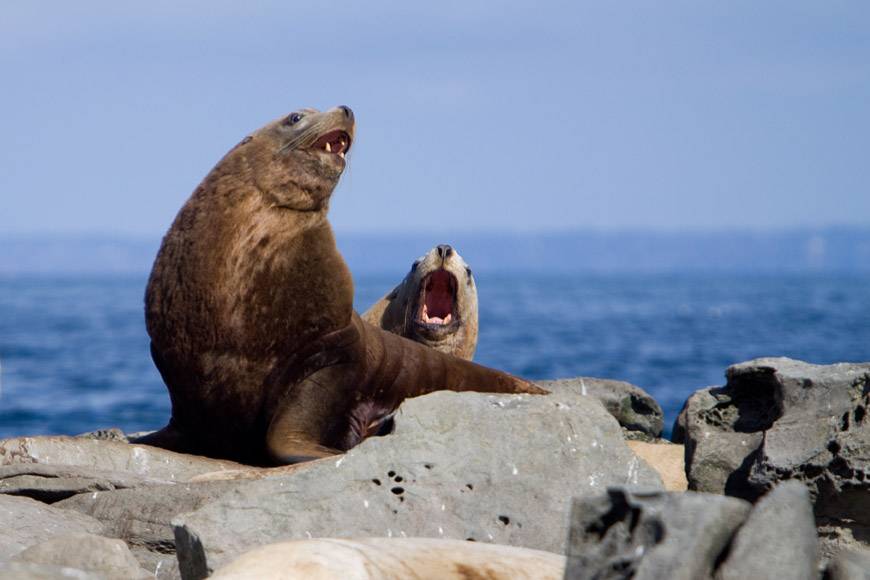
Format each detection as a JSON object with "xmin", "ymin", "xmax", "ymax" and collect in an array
[
  {"xmin": 10, "ymin": 532, "xmax": 151, "ymax": 580},
  {"xmin": 0, "ymin": 495, "xmax": 103, "ymax": 559},
  {"xmin": 208, "ymin": 538, "xmax": 565, "ymax": 580},
  {"xmin": 173, "ymin": 390, "xmax": 663, "ymax": 579},
  {"xmin": 564, "ymin": 487, "xmax": 751, "ymax": 580},
  {"xmin": 714, "ymin": 481, "xmax": 819, "ymax": 580},
  {"xmin": 678, "ymin": 357, "xmax": 870, "ymax": 559},
  {"xmin": 538, "ymin": 377, "xmax": 664, "ymax": 437}
]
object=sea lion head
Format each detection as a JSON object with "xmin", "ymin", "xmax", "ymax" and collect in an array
[
  {"xmin": 406, "ymin": 244, "xmax": 479, "ymax": 357},
  {"xmin": 234, "ymin": 105, "xmax": 355, "ymax": 211}
]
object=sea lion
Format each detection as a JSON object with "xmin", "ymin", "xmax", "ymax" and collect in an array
[
  {"xmin": 139, "ymin": 106, "xmax": 547, "ymax": 465},
  {"xmin": 362, "ymin": 244, "xmax": 479, "ymax": 360}
]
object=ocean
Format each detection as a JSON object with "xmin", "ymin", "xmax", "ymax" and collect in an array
[{"xmin": 1, "ymin": 271, "xmax": 868, "ymax": 440}]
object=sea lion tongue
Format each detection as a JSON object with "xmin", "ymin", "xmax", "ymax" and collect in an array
[{"xmin": 421, "ymin": 270, "xmax": 456, "ymax": 325}]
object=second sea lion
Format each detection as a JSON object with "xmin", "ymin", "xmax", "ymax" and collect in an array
[{"xmin": 362, "ymin": 244, "xmax": 479, "ymax": 361}]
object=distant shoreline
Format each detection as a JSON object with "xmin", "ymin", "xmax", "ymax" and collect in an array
[{"xmin": 1, "ymin": 227, "xmax": 869, "ymax": 275}]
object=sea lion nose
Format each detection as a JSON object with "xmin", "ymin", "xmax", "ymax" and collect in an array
[
  {"xmin": 436, "ymin": 245, "xmax": 453, "ymax": 259},
  {"xmin": 339, "ymin": 106, "xmax": 354, "ymax": 122}
]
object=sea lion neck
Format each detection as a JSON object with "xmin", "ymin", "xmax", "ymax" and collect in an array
[{"xmin": 239, "ymin": 106, "xmax": 355, "ymax": 212}]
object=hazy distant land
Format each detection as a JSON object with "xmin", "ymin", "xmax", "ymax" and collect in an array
[{"xmin": 1, "ymin": 228, "xmax": 868, "ymax": 275}]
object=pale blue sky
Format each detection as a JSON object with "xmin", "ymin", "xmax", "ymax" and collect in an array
[{"xmin": 2, "ymin": 1, "xmax": 868, "ymax": 237}]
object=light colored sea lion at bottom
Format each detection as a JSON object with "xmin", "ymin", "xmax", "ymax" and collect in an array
[{"xmin": 208, "ymin": 537, "xmax": 565, "ymax": 580}]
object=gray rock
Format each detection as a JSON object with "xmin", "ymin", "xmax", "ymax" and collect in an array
[
  {"xmin": 0, "ymin": 463, "xmax": 173, "ymax": 503},
  {"xmin": 0, "ymin": 495, "xmax": 103, "ymax": 559},
  {"xmin": 173, "ymin": 390, "xmax": 663, "ymax": 579},
  {"xmin": 0, "ymin": 436, "xmax": 248, "ymax": 482},
  {"xmin": 822, "ymin": 547, "xmax": 870, "ymax": 580},
  {"xmin": 11, "ymin": 532, "xmax": 150, "ymax": 580},
  {"xmin": 55, "ymin": 480, "xmax": 240, "ymax": 556},
  {"xmin": 0, "ymin": 563, "xmax": 103, "ymax": 580},
  {"xmin": 537, "ymin": 377, "xmax": 664, "ymax": 437},
  {"xmin": 714, "ymin": 480, "xmax": 819, "ymax": 580},
  {"xmin": 564, "ymin": 487, "xmax": 751, "ymax": 580},
  {"xmin": 680, "ymin": 357, "xmax": 870, "ymax": 560}
]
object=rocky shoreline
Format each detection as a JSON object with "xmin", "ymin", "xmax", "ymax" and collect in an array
[{"xmin": 1, "ymin": 357, "xmax": 869, "ymax": 579}]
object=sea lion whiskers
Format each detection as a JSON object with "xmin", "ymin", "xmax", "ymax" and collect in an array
[{"xmin": 277, "ymin": 112, "xmax": 352, "ymax": 156}]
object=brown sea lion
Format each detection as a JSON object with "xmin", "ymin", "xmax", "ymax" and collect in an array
[
  {"xmin": 139, "ymin": 106, "xmax": 547, "ymax": 465},
  {"xmin": 362, "ymin": 244, "xmax": 479, "ymax": 360}
]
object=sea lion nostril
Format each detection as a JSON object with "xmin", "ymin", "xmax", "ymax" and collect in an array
[
  {"xmin": 436, "ymin": 244, "xmax": 453, "ymax": 259},
  {"xmin": 339, "ymin": 105, "xmax": 354, "ymax": 120}
]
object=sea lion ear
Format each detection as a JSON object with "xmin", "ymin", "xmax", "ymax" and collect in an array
[{"xmin": 240, "ymin": 135, "xmax": 253, "ymax": 145}]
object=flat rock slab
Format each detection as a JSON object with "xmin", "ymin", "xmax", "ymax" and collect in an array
[
  {"xmin": 209, "ymin": 538, "xmax": 566, "ymax": 580},
  {"xmin": 174, "ymin": 390, "xmax": 663, "ymax": 579},
  {"xmin": 0, "ymin": 464, "xmax": 173, "ymax": 503},
  {"xmin": 0, "ymin": 437, "xmax": 247, "ymax": 483},
  {"xmin": 0, "ymin": 495, "xmax": 103, "ymax": 559}
]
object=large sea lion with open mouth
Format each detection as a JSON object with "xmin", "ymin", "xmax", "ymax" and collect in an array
[
  {"xmin": 363, "ymin": 244, "xmax": 479, "ymax": 361},
  {"xmin": 139, "ymin": 106, "xmax": 547, "ymax": 465}
]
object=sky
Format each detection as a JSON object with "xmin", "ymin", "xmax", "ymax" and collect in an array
[{"xmin": 1, "ymin": 1, "xmax": 868, "ymax": 238}]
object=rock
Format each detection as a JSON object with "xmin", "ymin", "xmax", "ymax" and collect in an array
[
  {"xmin": 564, "ymin": 487, "xmax": 751, "ymax": 580},
  {"xmin": 625, "ymin": 440, "xmax": 687, "ymax": 491},
  {"xmin": 10, "ymin": 532, "xmax": 151, "ymax": 580},
  {"xmin": 0, "ymin": 562, "xmax": 103, "ymax": 580},
  {"xmin": 54, "ymin": 480, "xmax": 244, "ymax": 580},
  {"xmin": 0, "ymin": 463, "xmax": 173, "ymax": 503},
  {"xmin": 55, "ymin": 480, "xmax": 240, "ymax": 554},
  {"xmin": 679, "ymin": 357, "xmax": 870, "ymax": 559},
  {"xmin": 75, "ymin": 428, "xmax": 131, "ymax": 443},
  {"xmin": 0, "ymin": 436, "xmax": 248, "ymax": 482},
  {"xmin": 714, "ymin": 481, "xmax": 819, "ymax": 580},
  {"xmin": 173, "ymin": 390, "xmax": 663, "ymax": 579},
  {"xmin": 822, "ymin": 546, "xmax": 870, "ymax": 580},
  {"xmin": 208, "ymin": 538, "xmax": 566, "ymax": 580},
  {"xmin": 537, "ymin": 377, "xmax": 664, "ymax": 437},
  {"xmin": 0, "ymin": 495, "xmax": 103, "ymax": 559}
]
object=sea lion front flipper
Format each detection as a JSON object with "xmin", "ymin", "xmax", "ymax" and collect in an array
[
  {"xmin": 132, "ymin": 419, "xmax": 205, "ymax": 456},
  {"xmin": 265, "ymin": 357, "xmax": 359, "ymax": 464}
]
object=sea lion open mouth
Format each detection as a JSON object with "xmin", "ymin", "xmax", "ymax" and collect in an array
[
  {"xmin": 312, "ymin": 130, "xmax": 351, "ymax": 158},
  {"xmin": 417, "ymin": 269, "xmax": 459, "ymax": 327}
]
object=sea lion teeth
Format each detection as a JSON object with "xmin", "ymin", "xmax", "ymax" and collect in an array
[
  {"xmin": 325, "ymin": 142, "xmax": 332, "ymax": 152},
  {"xmin": 443, "ymin": 313, "xmax": 452, "ymax": 324}
]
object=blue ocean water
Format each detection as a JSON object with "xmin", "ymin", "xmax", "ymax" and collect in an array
[{"xmin": 1, "ymin": 272, "xmax": 868, "ymax": 440}]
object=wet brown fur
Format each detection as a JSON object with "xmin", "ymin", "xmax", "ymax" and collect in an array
[{"xmin": 139, "ymin": 106, "xmax": 547, "ymax": 465}]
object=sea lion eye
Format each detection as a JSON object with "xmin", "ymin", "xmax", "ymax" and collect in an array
[
  {"xmin": 465, "ymin": 266, "xmax": 472, "ymax": 278},
  {"xmin": 285, "ymin": 113, "xmax": 304, "ymax": 126}
]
